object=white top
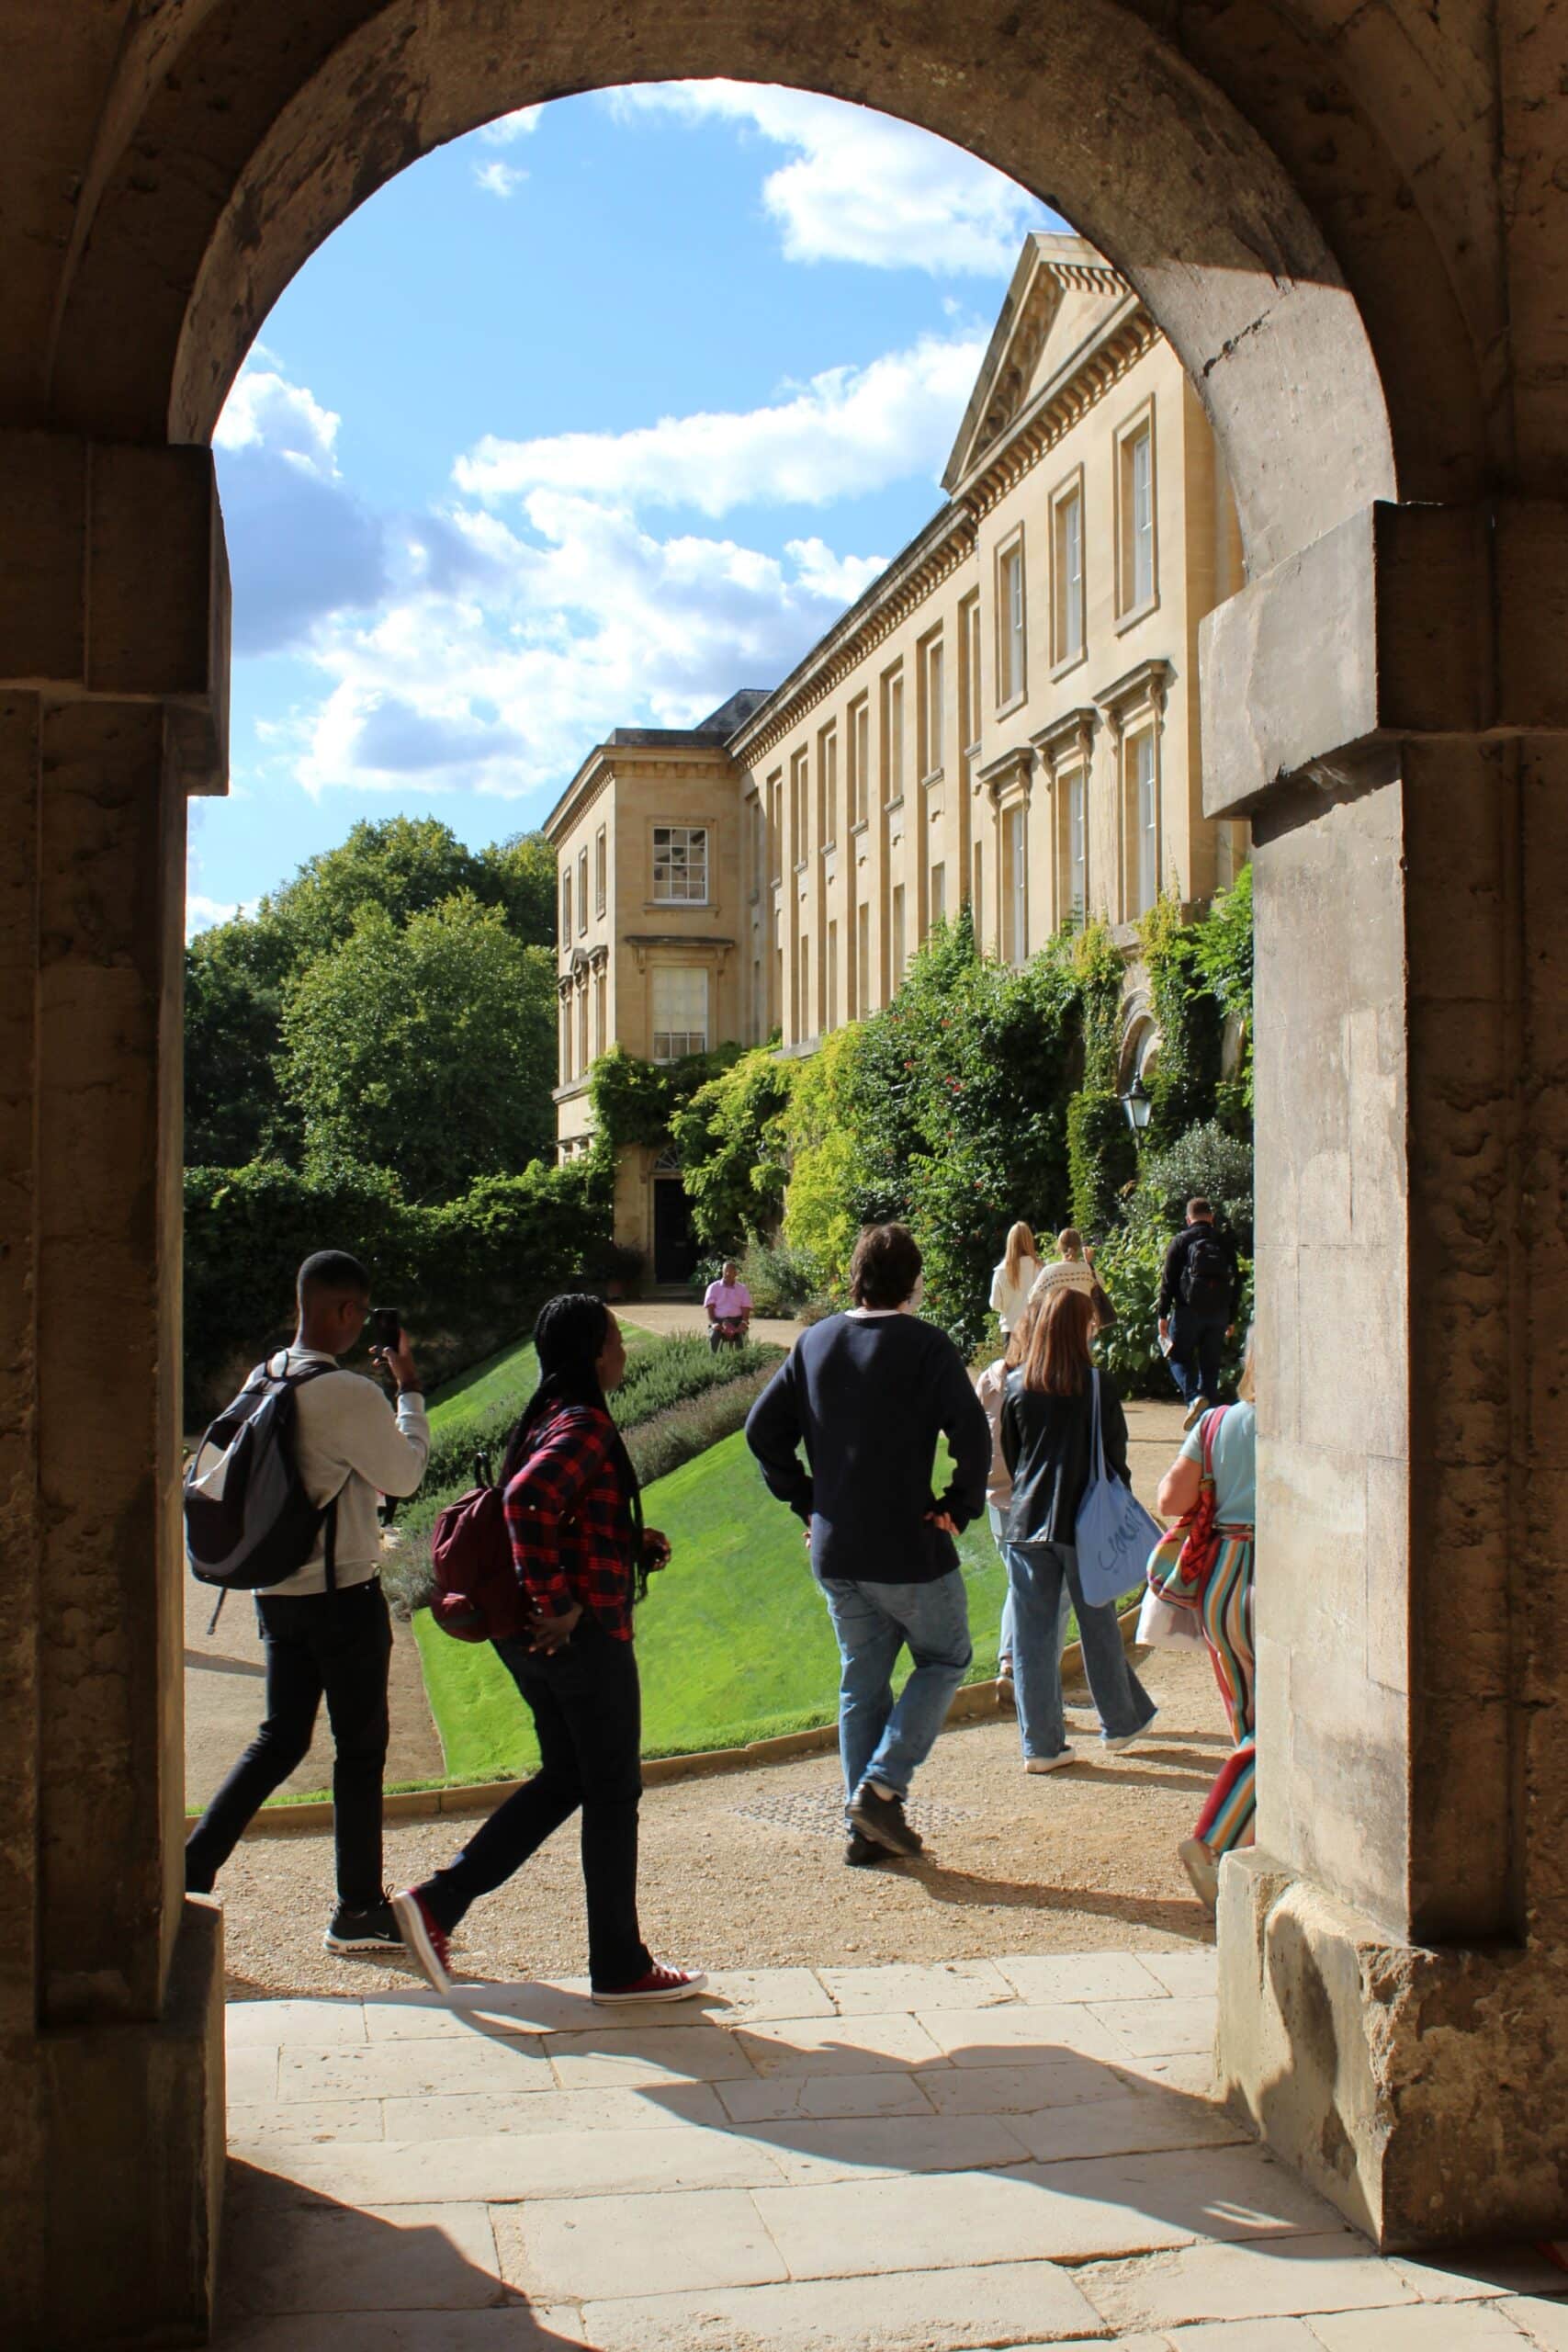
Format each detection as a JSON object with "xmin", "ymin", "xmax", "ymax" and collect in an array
[
  {"xmin": 1029, "ymin": 1257, "xmax": 1099, "ymax": 1306},
  {"xmin": 989, "ymin": 1254, "xmax": 1041, "ymax": 1333},
  {"xmin": 975, "ymin": 1357, "xmax": 1012, "ymax": 1507},
  {"xmin": 262, "ymin": 1346, "xmax": 431, "ymax": 1595}
]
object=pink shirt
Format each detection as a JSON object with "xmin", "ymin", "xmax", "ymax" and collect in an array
[{"xmin": 705, "ymin": 1281, "xmax": 751, "ymax": 1318}]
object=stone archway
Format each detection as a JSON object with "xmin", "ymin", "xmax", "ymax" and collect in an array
[{"xmin": 5, "ymin": 4, "xmax": 1567, "ymax": 2341}]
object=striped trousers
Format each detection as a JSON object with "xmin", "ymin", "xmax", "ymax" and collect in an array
[{"xmin": 1197, "ymin": 1526, "xmax": 1256, "ymax": 1858}]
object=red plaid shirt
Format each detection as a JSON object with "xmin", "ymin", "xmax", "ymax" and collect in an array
[{"xmin": 503, "ymin": 1402, "xmax": 637, "ymax": 1640}]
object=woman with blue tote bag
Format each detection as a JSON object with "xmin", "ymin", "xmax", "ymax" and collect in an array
[{"xmin": 1000, "ymin": 1286, "xmax": 1160, "ymax": 1770}]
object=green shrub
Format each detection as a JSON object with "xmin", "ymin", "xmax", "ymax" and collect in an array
[
  {"xmin": 670, "ymin": 1044, "xmax": 793, "ymax": 1250},
  {"xmin": 1093, "ymin": 1219, "xmax": 1255, "ymax": 1399},
  {"xmin": 626, "ymin": 1363, "xmax": 780, "ymax": 1486},
  {"xmin": 1135, "ymin": 1120, "xmax": 1254, "ymax": 1250}
]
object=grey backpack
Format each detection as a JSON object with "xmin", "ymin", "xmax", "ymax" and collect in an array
[{"xmin": 184, "ymin": 1356, "xmax": 342, "ymax": 1623}]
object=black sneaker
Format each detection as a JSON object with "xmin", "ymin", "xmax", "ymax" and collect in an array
[
  {"xmin": 323, "ymin": 1897, "xmax": 402, "ymax": 1954},
  {"xmin": 849, "ymin": 1781, "xmax": 924, "ymax": 1857},
  {"xmin": 844, "ymin": 1828, "xmax": 888, "ymax": 1868}
]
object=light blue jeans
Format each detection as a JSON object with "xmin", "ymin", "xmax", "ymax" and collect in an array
[
  {"xmin": 990, "ymin": 1502, "xmax": 1069, "ymax": 1673},
  {"xmin": 814, "ymin": 1568, "xmax": 972, "ymax": 1805},
  {"xmin": 1004, "ymin": 1540, "xmax": 1156, "ymax": 1761}
]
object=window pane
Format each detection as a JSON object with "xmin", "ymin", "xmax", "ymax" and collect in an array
[
  {"xmin": 1132, "ymin": 429, "xmax": 1154, "ymax": 605},
  {"xmin": 650, "ymin": 966, "xmax": 708, "ymax": 1059},
  {"xmin": 1135, "ymin": 732, "xmax": 1157, "ymax": 913},
  {"xmin": 652, "ymin": 825, "xmax": 708, "ymax": 902}
]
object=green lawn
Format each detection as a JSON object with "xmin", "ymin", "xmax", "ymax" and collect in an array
[
  {"xmin": 427, "ymin": 1319, "xmax": 655, "ymax": 1433},
  {"xmin": 414, "ymin": 1428, "xmax": 1026, "ymax": 1781}
]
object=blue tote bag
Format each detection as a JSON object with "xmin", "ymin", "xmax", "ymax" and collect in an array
[{"xmin": 1075, "ymin": 1370, "xmax": 1164, "ymax": 1607}]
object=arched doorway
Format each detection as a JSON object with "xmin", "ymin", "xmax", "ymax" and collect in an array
[{"xmin": 5, "ymin": 5, "xmax": 1564, "ymax": 2336}]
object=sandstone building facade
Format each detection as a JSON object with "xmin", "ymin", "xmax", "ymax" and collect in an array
[{"xmin": 547, "ymin": 236, "xmax": 1248, "ymax": 1275}]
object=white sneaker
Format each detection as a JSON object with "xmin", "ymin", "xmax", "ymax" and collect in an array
[
  {"xmin": 1182, "ymin": 1394, "xmax": 1212, "ymax": 1431},
  {"xmin": 1026, "ymin": 1748, "xmax": 1080, "ymax": 1772},
  {"xmin": 1104, "ymin": 1712, "xmax": 1159, "ymax": 1753}
]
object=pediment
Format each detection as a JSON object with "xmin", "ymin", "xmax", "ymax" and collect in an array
[{"xmin": 942, "ymin": 233, "xmax": 1128, "ymax": 493}]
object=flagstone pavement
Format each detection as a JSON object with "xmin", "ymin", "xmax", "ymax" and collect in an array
[{"xmin": 215, "ymin": 1950, "xmax": 1568, "ymax": 2350}]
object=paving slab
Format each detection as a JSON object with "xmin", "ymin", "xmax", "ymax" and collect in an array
[
  {"xmin": 1076, "ymin": 2232, "xmax": 1419, "ymax": 2331},
  {"xmin": 914, "ymin": 1999, "xmax": 1134, "ymax": 2065},
  {"xmin": 1138, "ymin": 1949, "xmax": 1220, "ymax": 1997},
  {"xmin": 742, "ymin": 2109, "xmax": 1032, "ymax": 2184},
  {"xmin": 377, "ymin": 2081, "xmax": 727, "ymax": 2138},
  {"xmin": 1304, "ymin": 2301, "xmax": 1530, "ymax": 2347},
  {"xmin": 1156, "ymin": 2324, "xmax": 1320, "ymax": 2348},
  {"xmin": 998, "ymin": 1951, "xmax": 1169, "ymax": 2005},
  {"xmin": 816, "ymin": 1958, "xmax": 1015, "ymax": 2011},
  {"xmin": 248, "ymin": 2120, "xmax": 787, "ymax": 2206},
  {"xmin": 1089, "ymin": 1995, "xmax": 1218, "ymax": 2056},
  {"xmin": 1005, "ymin": 2085, "xmax": 1249, "ymax": 2165},
  {"xmin": 221, "ymin": 2199, "xmax": 502, "ymax": 2315},
  {"xmin": 227, "ymin": 1996, "xmax": 368, "ymax": 2046},
  {"xmin": 544, "ymin": 2021, "xmax": 759, "ymax": 2087},
  {"xmin": 1388, "ymin": 2248, "xmax": 1568, "ymax": 2302},
  {"xmin": 716, "ymin": 2067, "xmax": 936, "ymax": 2123},
  {"xmin": 1498, "ymin": 2297, "xmax": 1568, "ymax": 2346},
  {"xmin": 920, "ymin": 2052, "xmax": 1156, "ymax": 2115},
  {"xmin": 495, "ymin": 2186, "xmax": 786, "ymax": 2301},
  {"xmin": 216, "ymin": 2313, "xmax": 586, "ymax": 2349},
  {"xmin": 575, "ymin": 2256, "xmax": 1108, "ymax": 2352},
  {"xmin": 225, "ymin": 2047, "xmax": 281, "ymax": 2106},
  {"xmin": 230, "ymin": 2098, "xmax": 385, "ymax": 2148},
  {"xmin": 278, "ymin": 2035, "xmax": 555, "ymax": 2102},
  {"xmin": 731, "ymin": 2009, "xmax": 949, "ymax": 2076}
]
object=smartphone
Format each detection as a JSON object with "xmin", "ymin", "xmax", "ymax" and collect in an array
[{"xmin": 367, "ymin": 1306, "xmax": 402, "ymax": 1353}]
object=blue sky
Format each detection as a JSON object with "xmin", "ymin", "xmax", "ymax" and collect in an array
[{"xmin": 189, "ymin": 85, "xmax": 1059, "ymax": 930}]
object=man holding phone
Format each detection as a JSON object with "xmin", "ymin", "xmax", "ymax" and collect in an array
[{"xmin": 185, "ymin": 1250, "xmax": 430, "ymax": 1953}]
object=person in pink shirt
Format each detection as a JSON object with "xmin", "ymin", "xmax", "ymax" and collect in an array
[{"xmin": 704, "ymin": 1260, "xmax": 752, "ymax": 1351}]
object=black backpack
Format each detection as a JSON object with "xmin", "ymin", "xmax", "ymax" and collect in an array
[
  {"xmin": 1179, "ymin": 1228, "xmax": 1233, "ymax": 1313},
  {"xmin": 184, "ymin": 1355, "xmax": 344, "ymax": 1625}
]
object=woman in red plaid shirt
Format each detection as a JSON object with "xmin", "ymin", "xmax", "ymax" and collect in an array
[{"xmin": 394, "ymin": 1295, "xmax": 705, "ymax": 2004}]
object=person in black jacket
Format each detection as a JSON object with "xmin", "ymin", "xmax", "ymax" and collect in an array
[
  {"xmin": 1000, "ymin": 1285, "xmax": 1158, "ymax": 1770},
  {"xmin": 1157, "ymin": 1197, "xmax": 1241, "ymax": 1430},
  {"xmin": 745, "ymin": 1223, "xmax": 991, "ymax": 1864}
]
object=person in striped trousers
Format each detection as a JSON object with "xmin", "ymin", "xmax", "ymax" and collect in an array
[{"xmin": 1156, "ymin": 1332, "xmax": 1258, "ymax": 1911}]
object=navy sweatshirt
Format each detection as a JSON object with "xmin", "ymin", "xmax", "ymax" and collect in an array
[{"xmin": 744, "ymin": 1311, "xmax": 992, "ymax": 1585}]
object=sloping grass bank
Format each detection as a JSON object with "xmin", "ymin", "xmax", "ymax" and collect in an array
[{"xmin": 414, "ymin": 1428, "xmax": 1043, "ymax": 1782}]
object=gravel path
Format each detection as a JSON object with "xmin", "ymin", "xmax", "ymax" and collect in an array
[{"xmin": 220, "ymin": 1636, "xmax": 1224, "ymax": 2002}]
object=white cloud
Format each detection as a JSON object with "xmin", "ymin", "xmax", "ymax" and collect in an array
[
  {"xmin": 474, "ymin": 159, "xmax": 528, "ymax": 199},
  {"xmin": 607, "ymin": 83, "xmax": 1052, "ymax": 275},
  {"xmin": 186, "ymin": 892, "xmax": 242, "ymax": 938},
  {"xmin": 287, "ymin": 492, "xmax": 887, "ymax": 802},
  {"xmin": 455, "ymin": 330, "xmax": 982, "ymax": 516},
  {"xmin": 479, "ymin": 106, "xmax": 543, "ymax": 145},
  {"xmin": 215, "ymin": 359, "xmax": 342, "ymax": 474}
]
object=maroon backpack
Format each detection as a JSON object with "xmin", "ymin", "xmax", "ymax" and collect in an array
[{"xmin": 428, "ymin": 1480, "xmax": 536, "ymax": 1644}]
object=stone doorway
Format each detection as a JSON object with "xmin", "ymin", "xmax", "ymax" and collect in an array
[{"xmin": 6, "ymin": 2, "xmax": 1566, "ymax": 2339}]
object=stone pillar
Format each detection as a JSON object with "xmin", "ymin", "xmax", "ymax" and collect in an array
[
  {"xmin": 0, "ymin": 434, "xmax": 230, "ymax": 2346},
  {"xmin": 1201, "ymin": 503, "xmax": 1568, "ymax": 2247}
]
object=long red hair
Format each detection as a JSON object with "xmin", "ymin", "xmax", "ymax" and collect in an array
[{"xmin": 1018, "ymin": 1284, "xmax": 1096, "ymax": 1396}]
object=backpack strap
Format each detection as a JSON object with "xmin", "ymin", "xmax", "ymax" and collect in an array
[{"xmin": 1200, "ymin": 1404, "xmax": 1227, "ymax": 1479}]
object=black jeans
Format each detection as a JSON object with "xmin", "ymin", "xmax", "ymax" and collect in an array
[
  {"xmin": 422, "ymin": 1619, "xmax": 651, "ymax": 1991},
  {"xmin": 186, "ymin": 1577, "xmax": 391, "ymax": 1910},
  {"xmin": 1168, "ymin": 1306, "xmax": 1228, "ymax": 1407}
]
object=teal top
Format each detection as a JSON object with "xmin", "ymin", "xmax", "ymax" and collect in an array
[{"xmin": 1181, "ymin": 1399, "xmax": 1256, "ymax": 1525}]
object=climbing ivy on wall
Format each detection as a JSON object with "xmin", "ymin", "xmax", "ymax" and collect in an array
[{"xmin": 1137, "ymin": 892, "xmax": 1225, "ymax": 1150}]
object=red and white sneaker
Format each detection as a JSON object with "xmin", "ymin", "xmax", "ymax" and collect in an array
[
  {"xmin": 391, "ymin": 1886, "xmax": 452, "ymax": 1995},
  {"xmin": 592, "ymin": 1963, "xmax": 707, "ymax": 2006}
]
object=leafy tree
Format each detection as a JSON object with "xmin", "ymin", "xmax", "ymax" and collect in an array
[
  {"xmin": 670, "ymin": 1042, "xmax": 793, "ymax": 1250},
  {"xmin": 279, "ymin": 895, "xmax": 556, "ymax": 1201},
  {"xmin": 185, "ymin": 917, "xmax": 301, "ymax": 1166},
  {"xmin": 479, "ymin": 831, "xmax": 557, "ymax": 949}
]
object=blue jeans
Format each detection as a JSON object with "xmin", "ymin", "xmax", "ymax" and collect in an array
[
  {"xmin": 991, "ymin": 1502, "xmax": 1069, "ymax": 1672},
  {"xmin": 1004, "ymin": 1541, "xmax": 1156, "ymax": 1760},
  {"xmin": 1168, "ymin": 1307, "xmax": 1227, "ymax": 1406},
  {"xmin": 815, "ymin": 1568, "xmax": 972, "ymax": 1804}
]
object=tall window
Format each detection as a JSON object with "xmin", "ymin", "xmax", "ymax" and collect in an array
[
  {"xmin": 850, "ymin": 695, "xmax": 870, "ymax": 827},
  {"xmin": 918, "ymin": 631, "xmax": 944, "ymax": 780},
  {"xmin": 578, "ymin": 984, "xmax": 589, "ymax": 1070},
  {"xmin": 561, "ymin": 870, "xmax": 571, "ymax": 943},
  {"xmin": 650, "ymin": 967, "xmax": 708, "ymax": 1060},
  {"xmin": 577, "ymin": 847, "xmax": 588, "ymax": 933},
  {"xmin": 1119, "ymin": 414, "xmax": 1156, "ymax": 614},
  {"xmin": 961, "ymin": 593, "xmax": 983, "ymax": 752},
  {"xmin": 593, "ymin": 964, "xmax": 606, "ymax": 1056},
  {"xmin": 652, "ymin": 825, "xmax": 708, "ymax": 903},
  {"xmin": 857, "ymin": 901, "xmax": 871, "ymax": 1016},
  {"xmin": 797, "ymin": 934, "xmax": 810, "ymax": 1035},
  {"xmin": 998, "ymin": 537, "xmax": 1026, "ymax": 705},
  {"xmin": 818, "ymin": 725, "xmax": 838, "ymax": 847},
  {"xmin": 1129, "ymin": 729, "xmax": 1158, "ymax": 915},
  {"xmin": 1053, "ymin": 480, "xmax": 1085, "ymax": 665},
  {"xmin": 768, "ymin": 770, "xmax": 784, "ymax": 878},
  {"xmin": 1068, "ymin": 772, "xmax": 1088, "ymax": 919},
  {"xmin": 826, "ymin": 922, "xmax": 839, "ymax": 1033},
  {"xmin": 790, "ymin": 748, "xmax": 809, "ymax": 863},
  {"xmin": 972, "ymin": 841, "xmax": 984, "ymax": 941},
  {"xmin": 594, "ymin": 826, "xmax": 607, "ymax": 916},
  {"xmin": 891, "ymin": 884, "xmax": 907, "ymax": 982},
  {"xmin": 559, "ymin": 997, "xmax": 572, "ymax": 1085},
  {"xmin": 930, "ymin": 862, "xmax": 946, "ymax": 927},
  {"xmin": 1003, "ymin": 806, "xmax": 1027, "ymax": 964},
  {"xmin": 881, "ymin": 665, "xmax": 905, "ymax": 801}
]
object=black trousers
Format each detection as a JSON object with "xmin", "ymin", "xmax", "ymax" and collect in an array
[
  {"xmin": 1168, "ymin": 1306, "xmax": 1228, "ymax": 1407},
  {"xmin": 422, "ymin": 1619, "xmax": 651, "ymax": 1991},
  {"xmin": 186, "ymin": 1577, "xmax": 391, "ymax": 1910}
]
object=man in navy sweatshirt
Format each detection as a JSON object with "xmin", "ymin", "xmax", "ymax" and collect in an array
[{"xmin": 745, "ymin": 1223, "xmax": 991, "ymax": 1864}]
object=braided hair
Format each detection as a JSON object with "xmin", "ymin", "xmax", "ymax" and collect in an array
[{"xmin": 500, "ymin": 1294, "xmax": 658, "ymax": 1598}]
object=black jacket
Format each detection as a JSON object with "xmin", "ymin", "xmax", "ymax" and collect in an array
[
  {"xmin": 744, "ymin": 1311, "xmax": 991, "ymax": 1585},
  {"xmin": 1000, "ymin": 1368, "xmax": 1131, "ymax": 1547},
  {"xmin": 1157, "ymin": 1221, "xmax": 1240, "ymax": 1320}
]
